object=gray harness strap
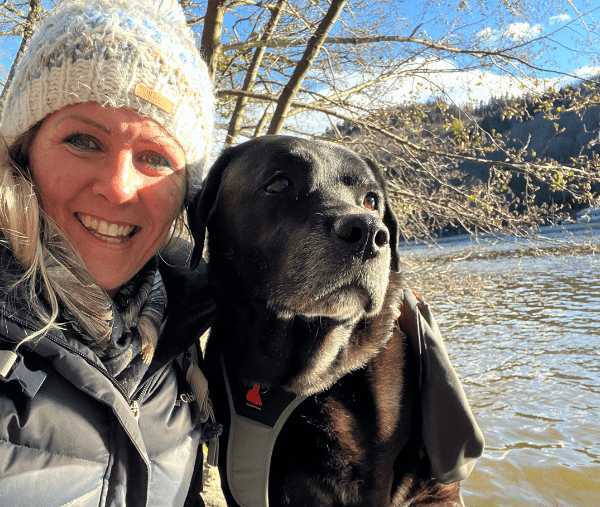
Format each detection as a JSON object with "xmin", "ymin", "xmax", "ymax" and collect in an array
[
  {"xmin": 222, "ymin": 355, "xmax": 308, "ymax": 507},
  {"xmin": 218, "ymin": 290, "xmax": 485, "ymax": 504}
]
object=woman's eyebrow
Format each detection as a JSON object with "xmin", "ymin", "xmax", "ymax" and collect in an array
[
  {"xmin": 56, "ymin": 114, "xmax": 111, "ymax": 134},
  {"xmin": 55, "ymin": 114, "xmax": 184, "ymax": 153}
]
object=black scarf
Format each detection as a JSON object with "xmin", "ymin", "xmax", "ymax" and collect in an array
[{"xmin": 67, "ymin": 257, "xmax": 167, "ymax": 397}]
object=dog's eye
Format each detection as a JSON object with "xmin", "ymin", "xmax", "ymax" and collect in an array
[
  {"xmin": 363, "ymin": 194, "xmax": 377, "ymax": 211},
  {"xmin": 265, "ymin": 177, "xmax": 292, "ymax": 193}
]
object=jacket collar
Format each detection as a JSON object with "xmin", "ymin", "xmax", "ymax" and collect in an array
[
  {"xmin": 0, "ymin": 242, "xmax": 216, "ymax": 375},
  {"xmin": 144, "ymin": 257, "xmax": 216, "ymax": 378}
]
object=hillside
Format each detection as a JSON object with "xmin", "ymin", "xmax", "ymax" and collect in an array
[{"xmin": 326, "ymin": 78, "xmax": 600, "ymax": 237}]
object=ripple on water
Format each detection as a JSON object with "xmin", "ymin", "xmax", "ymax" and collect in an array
[{"xmin": 418, "ymin": 242, "xmax": 600, "ymax": 506}]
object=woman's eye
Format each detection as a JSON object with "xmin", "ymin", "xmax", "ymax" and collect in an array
[
  {"xmin": 364, "ymin": 194, "xmax": 377, "ymax": 211},
  {"xmin": 141, "ymin": 152, "xmax": 174, "ymax": 170},
  {"xmin": 63, "ymin": 133, "xmax": 100, "ymax": 151},
  {"xmin": 265, "ymin": 177, "xmax": 291, "ymax": 193}
]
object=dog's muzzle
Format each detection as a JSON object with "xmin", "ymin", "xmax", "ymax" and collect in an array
[{"xmin": 333, "ymin": 213, "xmax": 390, "ymax": 262}]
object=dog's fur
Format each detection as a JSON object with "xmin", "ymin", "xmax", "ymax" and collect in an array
[{"xmin": 189, "ymin": 136, "xmax": 463, "ymax": 506}]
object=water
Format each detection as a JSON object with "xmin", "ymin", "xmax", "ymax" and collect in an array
[{"xmin": 401, "ymin": 237, "xmax": 600, "ymax": 506}]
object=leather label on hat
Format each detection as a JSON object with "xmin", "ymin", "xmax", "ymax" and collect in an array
[{"xmin": 134, "ymin": 84, "xmax": 174, "ymax": 114}]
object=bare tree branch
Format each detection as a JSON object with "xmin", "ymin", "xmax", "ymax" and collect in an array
[
  {"xmin": 267, "ymin": 0, "xmax": 348, "ymax": 135},
  {"xmin": 2, "ymin": 0, "xmax": 599, "ymax": 240},
  {"xmin": 200, "ymin": 0, "xmax": 228, "ymax": 82},
  {"xmin": 221, "ymin": 34, "xmax": 593, "ymax": 84},
  {"xmin": 225, "ymin": 0, "xmax": 288, "ymax": 145}
]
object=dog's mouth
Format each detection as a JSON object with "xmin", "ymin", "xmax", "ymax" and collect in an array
[{"xmin": 269, "ymin": 282, "xmax": 379, "ymax": 320}]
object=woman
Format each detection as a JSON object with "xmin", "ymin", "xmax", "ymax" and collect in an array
[{"xmin": 0, "ymin": 1, "xmax": 215, "ymax": 505}]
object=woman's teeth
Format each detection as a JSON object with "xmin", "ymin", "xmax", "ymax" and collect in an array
[{"xmin": 76, "ymin": 213, "xmax": 135, "ymax": 243}]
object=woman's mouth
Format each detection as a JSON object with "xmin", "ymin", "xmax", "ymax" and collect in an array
[{"xmin": 76, "ymin": 213, "xmax": 137, "ymax": 243}]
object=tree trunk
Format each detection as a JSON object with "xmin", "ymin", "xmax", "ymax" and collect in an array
[
  {"xmin": 0, "ymin": 0, "xmax": 43, "ymax": 114},
  {"xmin": 200, "ymin": 0, "xmax": 228, "ymax": 83},
  {"xmin": 225, "ymin": 0, "xmax": 288, "ymax": 145},
  {"xmin": 266, "ymin": 0, "xmax": 347, "ymax": 135}
]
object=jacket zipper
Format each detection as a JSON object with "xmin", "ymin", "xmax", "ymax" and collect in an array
[
  {"xmin": 1, "ymin": 311, "xmax": 162, "ymax": 469},
  {"xmin": 2, "ymin": 311, "xmax": 151, "ymax": 419},
  {"xmin": 130, "ymin": 380, "xmax": 152, "ymax": 421},
  {"xmin": 44, "ymin": 333, "xmax": 157, "ymax": 421}
]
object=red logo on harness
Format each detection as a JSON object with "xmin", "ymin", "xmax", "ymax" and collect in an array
[{"xmin": 246, "ymin": 384, "xmax": 262, "ymax": 410}]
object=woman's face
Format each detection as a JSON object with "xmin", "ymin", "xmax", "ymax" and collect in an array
[{"xmin": 30, "ymin": 102, "xmax": 187, "ymax": 296}]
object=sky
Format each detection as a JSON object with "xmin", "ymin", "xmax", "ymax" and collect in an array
[
  {"xmin": 0, "ymin": 37, "xmax": 18, "ymax": 84},
  {"xmin": 282, "ymin": 1, "xmax": 600, "ymax": 134},
  {"xmin": 377, "ymin": 1, "xmax": 600, "ymax": 107},
  {"xmin": 1, "ymin": 0, "xmax": 599, "ymax": 136}
]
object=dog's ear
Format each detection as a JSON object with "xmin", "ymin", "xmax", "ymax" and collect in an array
[
  {"xmin": 383, "ymin": 197, "xmax": 400, "ymax": 273},
  {"xmin": 187, "ymin": 150, "xmax": 233, "ymax": 270},
  {"xmin": 363, "ymin": 157, "xmax": 400, "ymax": 273}
]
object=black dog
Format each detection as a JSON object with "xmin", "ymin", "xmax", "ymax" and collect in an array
[{"xmin": 189, "ymin": 136, "xmax": 482, "ymax": 507}]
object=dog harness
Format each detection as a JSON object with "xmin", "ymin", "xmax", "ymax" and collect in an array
[
  {"xmin": 213, "ymin": 289, "xmax": 484, "ymax": 506},
  {"xmin": 221, "ymin": 354, "xmax": 308, "ymax": 507},
  {"xmin": 214, "ymin": 305, "xmax": 405, "ymax": 507}
]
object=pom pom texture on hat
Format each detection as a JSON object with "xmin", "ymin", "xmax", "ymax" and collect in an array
[{"xmin": 1, "ymin": 0, "xmax": 214, "ymax": 201}]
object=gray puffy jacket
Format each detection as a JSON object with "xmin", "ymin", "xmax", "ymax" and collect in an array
[{"xmin": 0, "ymin": 250, "xmax": 216, "ymax": 507}]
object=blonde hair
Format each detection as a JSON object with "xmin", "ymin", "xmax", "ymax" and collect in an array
[
  {"xmin": 0, "ymin": 126, "xmax": 188, "ymax": 350},
  {"xmin": 0, "ymin": 0, "xmax": 213, "ymax": 352}
]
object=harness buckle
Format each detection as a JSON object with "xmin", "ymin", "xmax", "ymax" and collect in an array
[
  {"xmin": 201, "ymin": 420, "xmax": 223, "ymax": 441},
  {"xmin": 0, "ymin": 350, "xmax": 47, "ymax": 398}
]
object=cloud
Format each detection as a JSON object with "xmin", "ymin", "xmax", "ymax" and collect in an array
[
  {"xmin": 277, "ymin": 58, "xmax": 557, "ymax": 136},
  {"xmin": 549, "ymin": 13, "xmax": 571, "ymax": 25},
  {"xmin": 477, "ymin": 22, "xmax": 544, "ymax": 43},
  {"xmin": 476, "ymin": 27, "xmax": 495, "ymax": 40},
  {"xmin": 572, "ymin": 66, "xmax": 600, "ymax": 79},
  {"xmin": 382, "ymin": 59, "xmax": 551, "ymax": 106},
  {"xmin": 506, "ymin": 22, "xmax": 544, "ymax": 40}
]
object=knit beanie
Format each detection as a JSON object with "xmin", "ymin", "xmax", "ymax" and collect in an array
[{"xmin": 0, "ymin": 0, "xmax": 214, "ymax": 203}]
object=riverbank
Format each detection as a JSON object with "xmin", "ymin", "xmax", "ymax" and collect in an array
[{"xmin": 400, "ymin": 222, "xmax": 600, "ymax": 249}]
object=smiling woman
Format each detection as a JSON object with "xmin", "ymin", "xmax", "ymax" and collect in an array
[
  {"xmin": 30, "ymin": 103, "xmax": 188, "ymax": 296},
  {"xmin": 0, "ymin": 1, "xmax": 216, "ymax": 506}
]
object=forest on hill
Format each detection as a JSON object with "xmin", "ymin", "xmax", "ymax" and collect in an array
[{"xmin": 326, "ymin": 77, "xmax": 600, "ymax": 238}]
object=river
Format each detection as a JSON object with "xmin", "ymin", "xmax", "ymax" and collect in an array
[{"xmin": 400, "ymin": 234, "xmax": 600, "ymax": 506}]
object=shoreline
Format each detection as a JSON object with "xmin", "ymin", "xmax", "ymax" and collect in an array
[{"xmin": 399, "ymin": 222, "xmax": 600, "ymax": 249}]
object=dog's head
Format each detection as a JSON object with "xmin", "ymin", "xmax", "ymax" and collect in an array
[{"xmin": 189, "ymin": 136, "xmax": 400, "ymax": 391}]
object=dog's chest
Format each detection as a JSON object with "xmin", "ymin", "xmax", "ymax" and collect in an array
[{"xmin": 269, "ymin": 329, "xmax": 414, "ymax": 506}]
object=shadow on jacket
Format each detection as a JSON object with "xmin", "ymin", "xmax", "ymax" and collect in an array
[{"xmin": 0, "ymin": 244, "xmax": 216, "ymax": 507}]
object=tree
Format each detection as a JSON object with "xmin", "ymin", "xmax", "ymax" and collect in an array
[
  {"xmin": 0, "ymin": 0, "xmax": 45, "ymax": 104},
  {"xmin": 3, "ymin": 0, "xmax": 600, "ymax": 241}
]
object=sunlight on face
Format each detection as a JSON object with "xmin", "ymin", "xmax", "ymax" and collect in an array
[{"xmin": 30, "ymin": 102, "xmax": 187, "ymax": 296}]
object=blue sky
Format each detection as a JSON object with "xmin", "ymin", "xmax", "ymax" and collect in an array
[
  {"xmin": 0, "ymin": 36, "xmax": 19, "ymax": 83},
  {"xmin": 367, "ymin": 1, "xmax": 600, "ymax": 107},
  {"xmin": 470, "ymin": 6, "xmax": 600, "ymax": 80},
  {"xmin": 1, "ymin": 0, "xmax": 599, "ymax": 110}
]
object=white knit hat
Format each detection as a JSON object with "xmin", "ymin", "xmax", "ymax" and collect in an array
[{"xmin": 0, "ymin": 0, "xmax": 214, "ymax": 202}]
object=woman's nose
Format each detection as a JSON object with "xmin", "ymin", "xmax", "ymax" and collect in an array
[{"xmin": 93, "ymin": 151, "xmax": 138, "ymax": 204}]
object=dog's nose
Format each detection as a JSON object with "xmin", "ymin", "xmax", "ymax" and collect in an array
[{"xmin": 334, "ymin": 214, "xmax": 390, "ymax": 261}]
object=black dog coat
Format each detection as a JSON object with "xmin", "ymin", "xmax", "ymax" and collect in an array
[{"xmin": 214, "ymin": 289, "xmax": 483, "ymax": 506}]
